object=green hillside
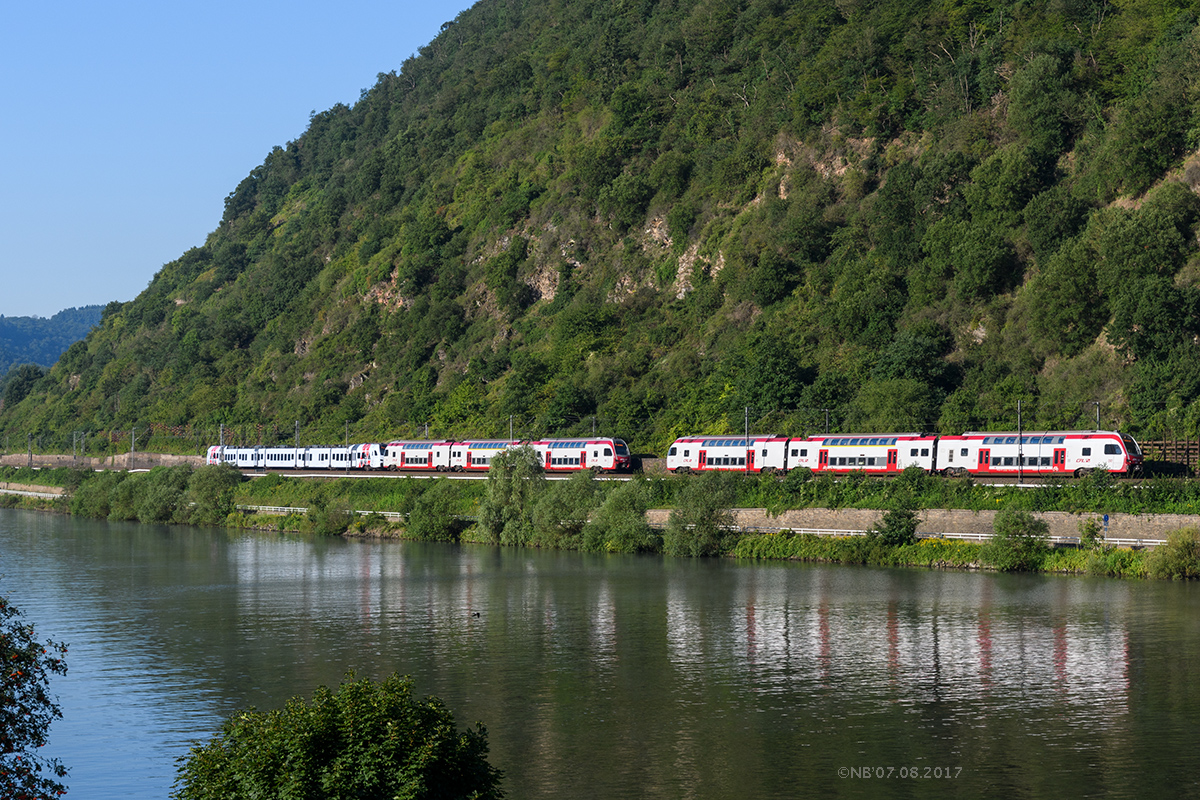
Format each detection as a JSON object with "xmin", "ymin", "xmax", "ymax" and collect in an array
[{"xmin": 3, "ymin": 0, "xmax": 1200, "ymax": 455}]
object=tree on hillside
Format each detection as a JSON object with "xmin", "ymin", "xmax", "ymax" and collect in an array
[
  {"xmin": 171, "ymin": 673, "xmax": 503, "ymax": 800},
  {"xmin": 0, "ymin": 592, "xmax": 69, "ymax": 800}
]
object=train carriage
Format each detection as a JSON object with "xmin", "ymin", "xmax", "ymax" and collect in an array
[
  {"xmin": 350, "ymin": 443, "xmax": 385, "ymax": 470},
  {"xmin": 797, "ymin": 433, "xmax": 939, "ymax": 474},
  {"xmin": 449, "ymin": 440, "xmax": 523, "ymax": 472},
  {"xmin": 380, "ymin": 440, "xmax": 454, "ymax": 471},
  {"xmin": 937, "ymin": 431, "xmax": 1143, "ymax": 477},
  {"xmin": 529, "ymin": 437, "xmax": 632, "ymax": 472},
  {"xmin": 666, "ymin": 435, "xmax": 792, "ymax": 474}
]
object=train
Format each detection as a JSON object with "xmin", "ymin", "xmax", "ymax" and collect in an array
[
  {"xmin": 665, "ymin": 430, "xmax": 1144, "ymax": 478},
  {"xmin": 205, "ymin": 436, "xmax": 633, "ymax": 473},
  {"xmin": 206, "ymin": 429, "xmax": 1142, "ymax": 479}
]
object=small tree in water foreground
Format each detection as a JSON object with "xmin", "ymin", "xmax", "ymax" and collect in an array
[
  {"xmin": 0, "ymin": 592, "xmax": 69, "ymax": 799},
  {"xmin": 172, "ymin": 673, "xmax": 503, "ymax": 800}
]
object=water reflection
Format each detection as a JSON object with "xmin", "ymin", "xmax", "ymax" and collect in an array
[{"xmin": 2, "ymin": 509, "xmax": 1198, "ymax": 799}]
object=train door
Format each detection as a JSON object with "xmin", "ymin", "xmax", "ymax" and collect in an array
[
  {"xmin": 886, "ymin": 449, "xmax": 898, "ymax": 471},
  {"xmin": 581, "ymin": 449, "xmax": 587, "ymax": 469},
  {"xmin": 545, "ymin": 451, "xmax": 552, "ymax": 470},
  {"xmin": 747, "ymin": 449, "xmax": 755, "ymax": 472},
  {"xmin": 977, "ymin": 448, "xmax": 991, "ymax": 472},
  {"xmin": 818, "ymin": 449, "xmax": 829, "ymax": 470},
  {"xmin": 1053, "ymin": 448, "xmax": 1066, "ymax": 472},
  {"xmin": 699, "ymin": 450, "xmax": 707, "ymax": 470}
]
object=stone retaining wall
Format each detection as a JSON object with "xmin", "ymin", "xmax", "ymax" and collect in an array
[
  {"xmin": 0, "ymin": 452, "xmax": 204, "ymax": 471},
  {"xmin": 646, "ymin": 507, "xmax": 1187, "ymax": 546}
]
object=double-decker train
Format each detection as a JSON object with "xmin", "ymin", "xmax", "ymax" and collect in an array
[
  {"xmin": 665, "ymin": 430, "xmax": 1143, "ymax": 478},
  {"xmin": 206, "ymin": 436, "xmax": 633, "ymax": 473}
]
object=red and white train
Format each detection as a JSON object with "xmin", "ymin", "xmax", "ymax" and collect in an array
[
  {"xmin": 665, "ymin": 430, "xmax": 1143, "ymax": 478},
  {"xmin": 206, "ymin": 436, "xmax": 633, "ymax": 474}
]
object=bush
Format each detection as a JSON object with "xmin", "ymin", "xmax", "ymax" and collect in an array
[
  {"xmin": 181, "ymin": 464, "xmax": 242, "ymax": 525},
  {"xmin": 69, "ymin": 470, "xmax": 126, "ymax": 518},
  {"xmin": 531, "ymin": 471, "xmax": 602, "ymax": 549},
  {"xmin": 406, "ymin": 479, "xmax": 469, "ymax": 542},
  {"xmin": 663, "ymin": 471, "xmax": 739, "ymax": 557},
  {"xmin": 872, "ymin": 504, "xmax": 920, "ymax": 547},
  {"xmin": 1145, "ymin": 527, "xmax": 1200, "ymax": 580},
  {"xmin": 304, "ymin": 498, "xmax": 355, "ymax": 536},
  {"xmin": 171, "ymin": 673, "xmax": 503, "ymax": 800},
  {"xmin": 581, "ymin": 476, "xmax": 656, "ymax": 553},
  {"xmin": 981, "ymin": 508, "xmax": 1051, "ymax": 572}
]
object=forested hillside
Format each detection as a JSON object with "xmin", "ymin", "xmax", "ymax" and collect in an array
[
  {"xmin": 0, "ymin": 307, "xmax": 104, "ymax": 411},
  {"xmin": 2, "ymin": 0, "xmax": 1200, "ymax": 454}
]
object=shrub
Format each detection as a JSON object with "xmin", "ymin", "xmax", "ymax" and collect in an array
[
  {"xmin": 1145, "ymin": 527, "xmax": 1200, "ymax": 580},
  {"xmin": 981, "ymin": 508, "xmax": 1051, "ymax": 572},
  {"xmin": 181, "ymin": 464, "xmax": 242, "ymax": 525},
  {"xmin": 69, "ymin": 470, "xmax": 126, "ymax": 518},
  {"xmin": 304, "ymin": 499, "xmax": 355, "ymax": 536},
  {"xmin": 531, "ymin": 471, "xmax": 602, "ymax": 549},
  {"xmin": 171, "ymin": 673, "xmax": 503, "ymax": 800},
  {"xmin": 872, "ymin": 504, "xmax": 920, "ymax": 547},
  {"xmin": 406, "ymin": 479, "xmax": 469, "ymax": 542},
  {"xmin": 582, "ymin": 476, "xmax": 656, "ymax": 553},
  {"xmin": 663, "ymin": 471, "xmax": 739, "ymax": 557}
]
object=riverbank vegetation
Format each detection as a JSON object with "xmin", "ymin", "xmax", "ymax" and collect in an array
[{"xmin": 9, "ymin": 461, "xmax": 1200, "ymax": 579}]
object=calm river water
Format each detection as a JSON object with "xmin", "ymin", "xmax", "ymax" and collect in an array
[{"xmin": 2, "ymin": 508, "xmax": 1200, "ymax": 798}]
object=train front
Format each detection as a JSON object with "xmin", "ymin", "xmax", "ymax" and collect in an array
[
  {"xmin": 1121, "ymin": 434, "xmax": 1144, "ymax": 476},
  {"xmin": 613, "ymin": 439, "xmax": 632, "ymax": 471}
]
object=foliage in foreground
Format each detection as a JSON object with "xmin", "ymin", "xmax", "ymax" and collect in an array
[
  {"xmin": 0, "ymin": 591, "xmax": 69, "ymax": 800},
  {"xmin": 172, "ymin": 673, "xmax": 503, "ymax": 800}
]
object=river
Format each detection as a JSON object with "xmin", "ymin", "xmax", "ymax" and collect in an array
[{"xmin": 2, "ymin": 508, "xmax": 1199, "ymax": 798}]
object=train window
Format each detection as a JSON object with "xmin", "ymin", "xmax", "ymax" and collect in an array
[
  {"xmin": 761, "ymin": 448, "xmax": 768, "ymax": 457},
  {"xmin": 960, "ymin": 448, "xmax": 968, "ymax": 457},
  {"xmin": 684, "ymin": 450, "xmax": 690, "ymax": 457},
  {"xmin": 1082, "ymin": 447, "xmax": 1092, "ymax": 456},
  {"xmin": 867, "ymin": 457, "xmax": 876, "ymax": 466},
  {"xmin": 921, "ymin": 449, "xmax": 929, "ymax": 456},
  {"xmin": 1005, "ymin": 437, "xmax": 1016, "ymax": 444},
  {"xmin": 1041, "ymin": 457, "xmax": 1050, "ymax": 466},
  {"xmin": 1104, "ymin": 444, "xmax": 1120, "ymax": 455},
  {"xmin": 669, "ymin": 447, "xmax": 677, "ymax": 456},
  {"xmin": 1004, "ymin": 457, "xmax": 1014, "ymax": 466},
  {"xmin": 790, "ymin": 449, "xmax": 797, "ymax": 457},
  {"xmin": 948, "ymin": 451, "xmax": 954, "ymax": 462},
  {"xmin": 800, "ymin": 449, "xmax": 807, "ymax": 457},
  {"xmin": 991, "ymin": 457, "xmax": 1000, "ymax": 466},
  {"xmin": 738, "ymin": 457, "xmax": 745, "ymax": 466},
  {"xmin": 604, "ymin": 448, "xmax": 612, "ymax": 456},
  {"xmin": 910, "ymin": 449, "xmax": 918, "ymax": 457},
  {"xmin": 868, "ymin": 438, "xmax": 878, "ymax": 445}
]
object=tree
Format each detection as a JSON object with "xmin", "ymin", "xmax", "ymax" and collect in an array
[
  {"xmin": 0, "ymin": 592, "xmax": 68, "ymax": 800},
  {"xmin": 477, "ymin": 446, "xmax": 545, "ymax": 545},
  {"xmin": 172, "ymin": 673, "xmax": 503, "ymax": 800}
]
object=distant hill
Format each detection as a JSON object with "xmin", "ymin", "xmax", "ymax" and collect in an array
[
  {"xmin": 1, "ymin": 0, "xmax": 1200, "ymax": 452},
  {"xmin": 0, "ymin": 306, "xmax": 105, "ymax": 372}
]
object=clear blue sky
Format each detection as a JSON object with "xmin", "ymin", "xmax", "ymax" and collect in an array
[{"xmin": 0, "ymin": 0, "xmax": 476, "ymax": 319}]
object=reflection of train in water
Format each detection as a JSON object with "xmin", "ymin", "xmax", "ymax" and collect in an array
[
  {"xmin": 206, "ymin": 436, "xmax": 632, "ymax": 473},
  {"xmin": 666, "ymin": 430, "xmax": 1143, "ymax": 478}
]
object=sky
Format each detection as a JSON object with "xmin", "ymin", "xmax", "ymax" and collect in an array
[{"xmin": 0, "ymin": 0, "xmax": 477, "ymax": 319}]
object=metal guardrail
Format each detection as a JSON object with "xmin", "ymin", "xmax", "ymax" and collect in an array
[{"xmin": 236, "ymin": 505, "xmax": 406, "ymax": 521}]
